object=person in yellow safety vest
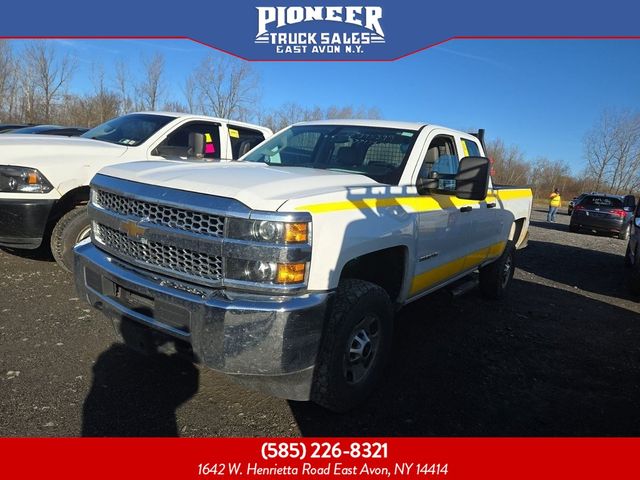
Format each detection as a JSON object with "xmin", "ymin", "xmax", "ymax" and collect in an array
[{"xmin": 547, "ymin": 188, "xmax": 561, "ymax": 222}]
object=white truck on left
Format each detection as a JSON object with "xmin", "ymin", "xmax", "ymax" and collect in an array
[{"xmin": 0, "ymin": 112, "xmax": 272, "ymax": 270}]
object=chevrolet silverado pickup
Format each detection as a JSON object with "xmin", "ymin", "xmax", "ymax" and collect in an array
[
  {"xmin": 74, "ymin": 120, "xmax": 532, "ymax": 412},
  {"xmin": 0, "ymin": 112, "xmax": 272, "ymax": 271}
]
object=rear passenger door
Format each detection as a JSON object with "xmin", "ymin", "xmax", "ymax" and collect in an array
[
  {"xmin": 456, "ymin": 136, "xmax": 503, "ymax": 269},
  {"xmin": 227, "ymin": 125, "xmax": 267, "ymax": 159}
]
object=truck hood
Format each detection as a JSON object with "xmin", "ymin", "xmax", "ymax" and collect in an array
[
  {"xmin": 99, "ymin": 160, "xmax": 380, "ymax": 211},
  {"xmin": 0, "ymin": 135, "xmax": 128, "ymax": 168}
]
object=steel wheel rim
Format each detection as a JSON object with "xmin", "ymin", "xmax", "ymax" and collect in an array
[
  {"xmin": 343, "ymin": 314, "xmax": 381, "ymax": 385},
  {"xmin": 75, "ymin": 226, "xmax": 91, "ymax": 245}
]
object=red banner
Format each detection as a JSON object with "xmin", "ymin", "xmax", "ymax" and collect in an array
[{"xmin": 1, "ymin": 438, "xmax": 638, "ymax": 479}]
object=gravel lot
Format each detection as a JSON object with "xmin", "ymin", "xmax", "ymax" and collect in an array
[{"xmin": 1, "ymin": 208, "xmax": 638, "ymax": 437}]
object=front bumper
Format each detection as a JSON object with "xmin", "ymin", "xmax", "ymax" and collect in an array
[
  {"xmin": 0, "ymin": 198, "xmax": 55, "ymax": 249},
  {"xmin": 74, "ymin": 242, "xmax": 332, "ymax": 401}
]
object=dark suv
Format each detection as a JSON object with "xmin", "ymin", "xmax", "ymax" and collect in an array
[{"xmin": 569, "ymin": 194, "xmax": 635, "ymax": 239}]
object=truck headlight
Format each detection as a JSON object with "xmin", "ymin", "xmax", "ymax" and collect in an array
[
  {"xmin": 227, "ymin": 218, "xmax": 309, "ymax": 244},
  {"xmin": 226, "ymin": 258, "xmax": 306, "ymax": 284},
  {"xmin": 0, "ymin": 166, "xmax": 53, "ymax": 193}
]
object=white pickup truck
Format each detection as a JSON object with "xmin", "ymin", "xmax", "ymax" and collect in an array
[
  {"xmin": 74, "ymin": 120, "xmax": 532, "ymax": 411},
  {"xmin": 0, "ymin": 112, "xmax": 272, "ymax": 270}
]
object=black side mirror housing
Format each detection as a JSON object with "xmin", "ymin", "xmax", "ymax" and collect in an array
[
  {"xmin": 188, "ymin": 132, "xmax": 205, "ymax": 159},
  {"xmin": 455, "ymin": 156, "xmax": 490, "ymax": 201}
]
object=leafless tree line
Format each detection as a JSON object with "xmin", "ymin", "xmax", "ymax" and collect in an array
[
  {"xmin": 583, "ymin": 109, "xmax": 640, "ymax": 194},
  {"xmin": 487, "ymin": 109, "xmax": 640, "ymax": 200},
  {"xmin": 0, "ymin": 40, "xmax": 380, "ymax": 131}
]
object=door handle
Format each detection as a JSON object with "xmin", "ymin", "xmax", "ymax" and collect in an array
[
  {"xmin": 460, "ymin": 206, "xmax": 473, "ymax": 213},
  {"xmin": 486, "ymin": 202, "xmax": 496, "ymax": 208}
]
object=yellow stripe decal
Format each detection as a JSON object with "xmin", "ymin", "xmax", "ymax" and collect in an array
[
  {"xmin": 296, "ymin": 189, "xmax": 530, "ymax": 214},
  {"xmin": 297, "ymin": 195, "xmax": 504, "ymax": 214},
  {"xmin": 493, "ymin": 188, "xmax": 532, "ymax": 201},
  {"xmin": 409, "ymin": 241, "xmax": 506, "ymax": 295}
]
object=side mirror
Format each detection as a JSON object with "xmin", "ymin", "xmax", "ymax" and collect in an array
[
  {"xmin": 188, "ymin": 132, "xmax": 205, "ymax": 159},
  {"xmin": 455, "ymin": 156, "xmax": 490, "ymax": 201},
  {"xmin": 416, "ymin": 171, "xmax": 439, "ymax": 195}
]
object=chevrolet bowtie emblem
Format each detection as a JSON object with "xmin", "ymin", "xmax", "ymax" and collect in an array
[{"xmin": 121, "ymin": 220, "xmax": 146, "ymax": 239}]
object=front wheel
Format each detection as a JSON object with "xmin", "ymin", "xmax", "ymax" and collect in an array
[
  {"xmin": 311, "ymin": 279, "xmax": 393, "ymax": 413},
  {"xmin": 51, "ymin": 206, "xmax": 90, "ymax": 273},
  {"xmin": 479, "ymin": 240, "xmax": 515, "ymax": 300}
]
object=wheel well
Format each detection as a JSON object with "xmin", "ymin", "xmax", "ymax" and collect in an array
[
  {"xmin": 339, "ymin": 246, "xmax": 407, "ymax": 303},
  {"xmin": 510, "ymin": 218, "xmax": 525, "ymax": 246},
  {"xmin": 48, "ymin": 186, "xmax": 90, "ymax": 225}
]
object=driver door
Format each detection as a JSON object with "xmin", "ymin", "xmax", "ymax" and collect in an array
[{"xmin": 412, "ymin": 132, "xmax": 468, "ymax": 296}]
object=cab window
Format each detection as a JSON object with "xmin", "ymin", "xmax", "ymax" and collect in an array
[
  {"xmin": 419, "ymin": 135, "xmax": 459, "ymax": 191},
  {"xmin": 159, "ymin": 122, "xmax": 221, "ymax": 160},
  {"xmin": 461, "ymin": 138, "xmax": 481, "ymax": 157},
  {"xmin": 229, "ymin": 126, "xmax": 266, "ymax": 159}
]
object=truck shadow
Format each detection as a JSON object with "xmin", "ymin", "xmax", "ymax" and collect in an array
[
  {"xmin": 0, "ymin": 245, "xmax": 55, "ymax": 263},
  {"xmin": 289, "ymin": 279, "xmax": 640, "ymax": 436},
  {"xmin": 518, "ymin": 240, "xmax": 632, "ymax": 300},
  {"xmin": 81, "ymin": 343, "xmax": 199, "ymax": 437},
  {"xmin": 528, "ymin": 220, "xmax": 571, "ymax": 233}
]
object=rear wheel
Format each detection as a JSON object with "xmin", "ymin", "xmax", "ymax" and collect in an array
[
  {"xmin": 569, "ymin": 224, "xmax": 579, "ymax": 233},
  {"xmin": 51, "ymin": 206, "xmax": 90, "ymax": 273},
  {"xmin": 311, "ymin": 279, "xmax": 393, "ymax": 413},
  {"xmin": 479, "ymin": 241, "xmax": 515, "ymax": 300}
]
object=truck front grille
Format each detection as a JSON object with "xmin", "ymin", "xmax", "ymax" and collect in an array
[
  {"xmin": 94, "ymin": 223, "xmax": 223, "ymax": 282},
  {"xmin": 95, "ymin": 189, "xmax": 225, "ymax": 237}
]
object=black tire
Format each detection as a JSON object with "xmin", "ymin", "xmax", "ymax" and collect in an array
[
  {"xmin": 625, "ymin": 243, "xmax": 634, "ymax": 268},
  {"xmin": 569, "ymin": 224, "xmax": 579, "ymax": 233},
  {"xmin": 311, "ymin": 279, "xmax": 393, "ymax": 413},
  {"xmin": 479, "ymin": 240, "xmax": 515, "ymax": 300},
  {"xmin": 629, "ymin": 251, "xmax": 640, "ymax": 296},
  {"xmin": 619, "ymin": 223, "xmax": 630, "ymax": 240},
  {"xmin": 50, "ymin": 206, "xmax": 90, "ymax": 273}
]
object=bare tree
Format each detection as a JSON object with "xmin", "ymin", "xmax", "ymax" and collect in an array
[
  {"xmin": 114, "ymin": 59, "xmax": 133, "ymax": 115},
  {"xmin": 23, "ymin": 41, "xmax": 76, "ymax": 122},
  {"xmin": 257, "ymin": 102, "xmax": 382, "ymax": 132},
  {"xmin": 193, "ymin": 55, "xmax": 259, "ymax": 120},
  {"xmin": 183, "ymin": 75, "xmax": 197, "ymax": 114},
  {"xmin": 89, "ymin": 62, "xmax": 120, "ymax": 124},
  {"xmin": 584, "ymin": 110, "xmax": 621, "ymax": 192},
  {"xmin": 583, "ymin": 109, "xmax": 640, "ymax": 194},
  {"xmin": 136, "ymin": 52, "xmax": 165, "ymax": 111},
  {"xmin": 0, "ymin": 40, "xmax": 19, "ymax": 120},
  {"xmin": 485, "ymin": 138, "xmax": 531, "ymax": 186}
]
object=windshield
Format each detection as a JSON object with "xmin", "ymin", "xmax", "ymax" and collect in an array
[
  {"xmin": 81, "ymin": 113, "xmax": 174, "ymax": 146},
  {"xmin": 242, "ymin": 124, "xmax": 418, "ymax": 184}
]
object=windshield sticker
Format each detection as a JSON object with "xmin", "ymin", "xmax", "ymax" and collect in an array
[{"xmin": 229, "ymin": 128, "xmax": 240, "ymax": 138}]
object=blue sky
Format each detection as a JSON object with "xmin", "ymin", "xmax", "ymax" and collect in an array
[{"xmin": 13, "ymin": 39, "xmax": 640, "ymax": 174}]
